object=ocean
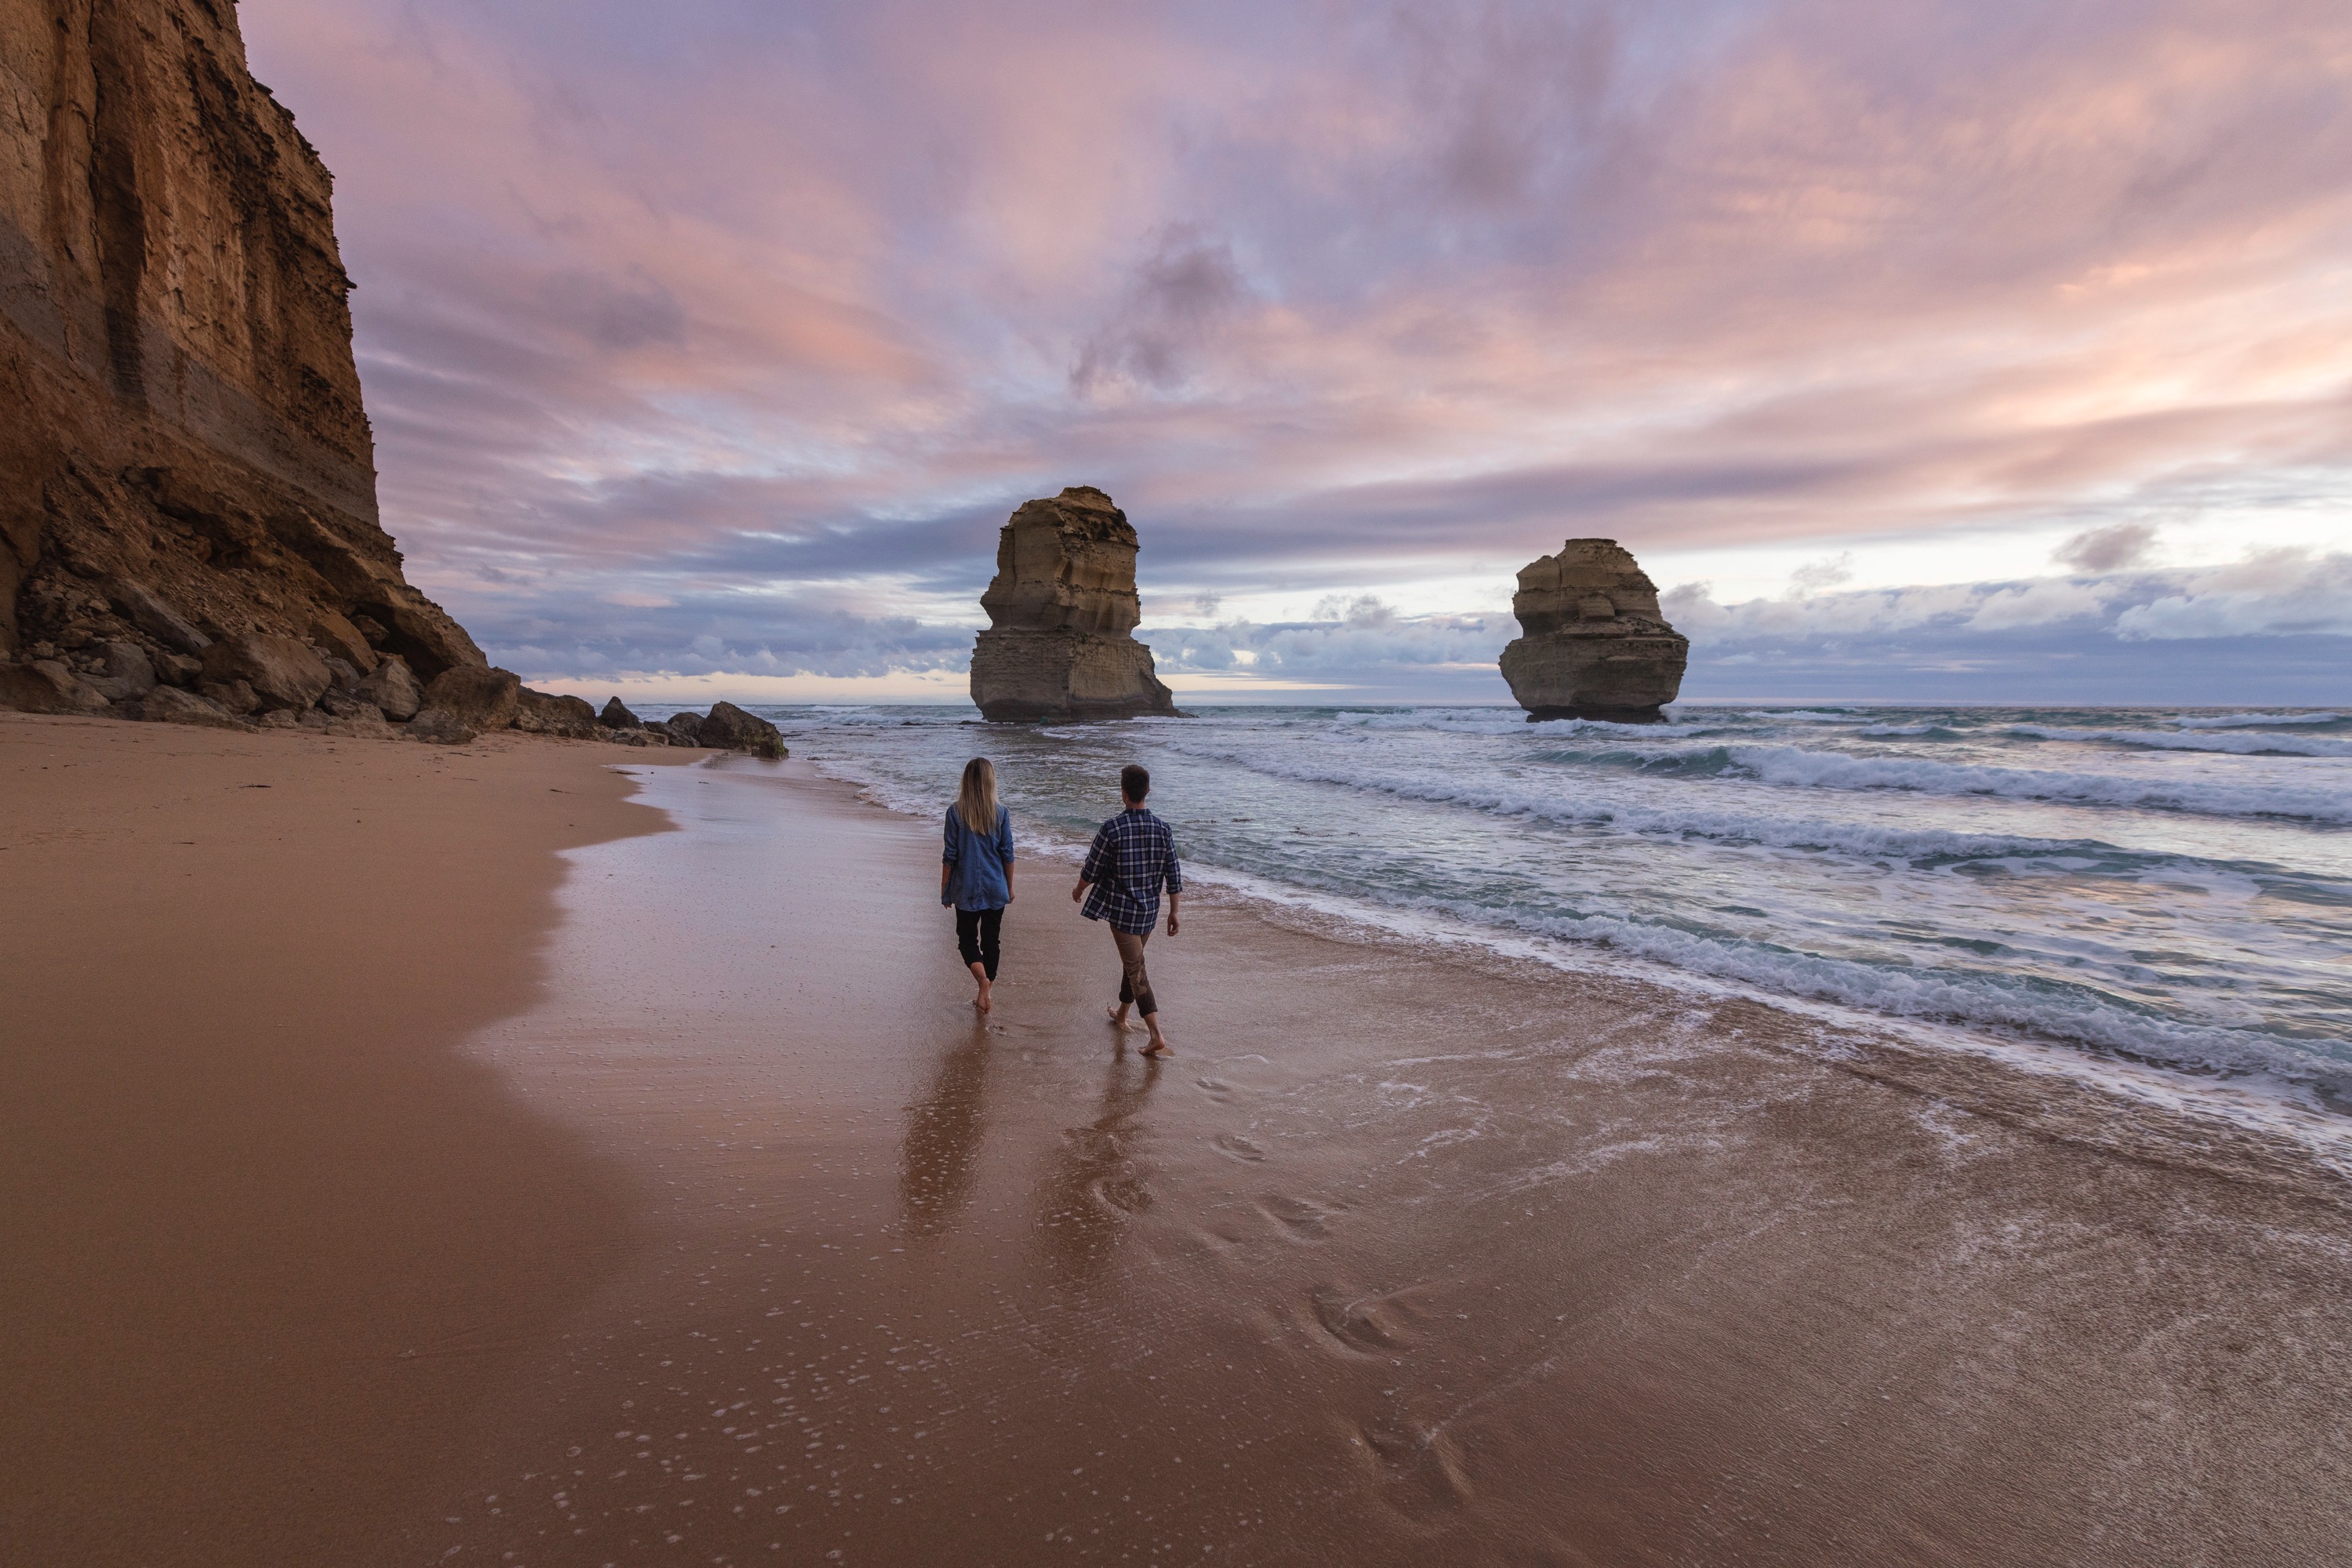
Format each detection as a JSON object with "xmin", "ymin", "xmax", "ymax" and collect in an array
[{"xmin": 710, "ymin": 702, "xmax": 2352, "ymax": 1119}]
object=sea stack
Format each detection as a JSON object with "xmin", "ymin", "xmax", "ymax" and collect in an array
[
  {"xmin": 968, "ymin": 487, "xmax": 1181, "ymax": 723},
  {"xmin": 1498, "ymin": 540, "xmax": 1689, "ymax": 720},
  {"xmin": 0, "ymin": 0, "xmax": 483, "ymax": 707}
]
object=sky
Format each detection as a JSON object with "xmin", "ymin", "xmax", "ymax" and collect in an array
[{"xmin": 239, "ymin": 0, "xmax": 2352, "ymax": 706}]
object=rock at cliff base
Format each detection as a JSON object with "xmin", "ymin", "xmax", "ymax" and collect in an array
[
  {"xmin": 600, "ymin": 696, "xmax": 641, "ymax": 728},
  {"xmin": 201, "ymin": 633, "xmax": 332, "ymax": 713},
  {"xmin": 515, "ymin": 688, "xmax": 603, "ymax": 740},
  {"xmin": 421, "ymin": 666, "xmax": 522, "ymax": 731},
  {"xmin": 0, "ymin": 660, "xmax": 111, "ymax": 715},
  {"xmin": 103, "ymin": 581, "xmax": 209, "ymax": 656},
  {"xmin": 405, "ymin": 709, "xmax": 477, "ymax": 745},
  {"xmin": 356, "ymin": 656, "xmax": 423, "ymax": 720},
  {"xmin": 663, "ymin": 712, "xmax": 706, "ymax": 747},
  {"xmin": 201, "ymin": 678, "xmax": 260, "ymax": 715},
  {"xmin": 132, "ymin": 685, "xmax": 245, "ymax": 729},
  {"xmin": 968, "ymin": 486, "xmax": 1181, "ymax": 723},
  {"xmin": 699, "ymin": 701, "xmax": 788, "ymax": 758},
  {"xmin": 88, "ymin": 642, "xmax": 158, "ymax": 703},
  {"xmin": 307, "ymin": 610, "xmax": 377, "ymax": 673},
  {"xmin": 1498, "ymin": 540, "xmax": 1688, "ymax": 721}
]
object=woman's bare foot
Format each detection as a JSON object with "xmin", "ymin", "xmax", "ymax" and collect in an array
[
  {"xmin": 1140, "ymin": 1024, "xmax": 1172, "ymax": 1057},
  {"xmin": 974, "ymin": 982, "xmax": 993, "ymax": 1014},
  {"xmin": 1105, "ymin": 1004, "xmax": 1140, "ymax": 1034}
]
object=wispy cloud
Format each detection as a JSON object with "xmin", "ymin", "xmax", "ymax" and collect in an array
[{"xmin": 238, "ymin": 0, "xmax": 2352, "ymax": 699}]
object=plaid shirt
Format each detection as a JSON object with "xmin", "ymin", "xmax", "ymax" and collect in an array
[{"xmin": 1080, "ymin": 808, "xmax": 1182, "ymax": 934}]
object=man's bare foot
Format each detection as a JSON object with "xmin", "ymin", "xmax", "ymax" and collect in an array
[
  {"xmin": 1140, "ymin": 1027, "xmax": 1172, "ymax": 1057},
  {"xmin": 974, "ymin": 984, "xmax": 993, "ymax": 1014},
  {"xmin": 1105, "ymin": 1004, "xmax": 1141, "ymax": 1034}
]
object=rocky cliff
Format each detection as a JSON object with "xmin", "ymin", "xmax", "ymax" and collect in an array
[
  {"xmin": 1498, "ymin": 539, "xmax": 1688, "ymax": 720},
  {"xmin": 969, "ymin": 486, "xmax": 1181, "ymax": 723},
  {"xmin": 0, "ymin": 0, "xmax": 481, "ymax": 715}
]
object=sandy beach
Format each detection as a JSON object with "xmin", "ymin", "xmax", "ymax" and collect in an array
[{"xmin": 8, "ymin": 713, "xmax": 2352, "ymax": 1566}]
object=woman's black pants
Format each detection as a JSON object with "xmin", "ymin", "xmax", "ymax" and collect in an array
[{"xmin": 955, "ymin": 907, "xmax": 1002, "ymax": 981}]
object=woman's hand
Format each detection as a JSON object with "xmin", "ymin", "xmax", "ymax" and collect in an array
[
  {"xmin": 1167, "ymin": 898, "xmax": 1181, "ymax": 937},
  {"xmin": 1071, "ymin": 880, "xmax": 1089, "ymax": 903}
]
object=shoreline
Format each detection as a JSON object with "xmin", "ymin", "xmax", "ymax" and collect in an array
[
  {"xmin": 811, "ymin": 754, "xmax": 2352, "ymax": 1189},
  {"xmin": 12, "ymin": 716, "xmax": 2352, "ymax": 1563},
  {"xmin": 438, "ymin": 758, "xmax": 2352, "ymax": 1564}
]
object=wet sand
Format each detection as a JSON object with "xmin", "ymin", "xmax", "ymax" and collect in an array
[
  {"xmin": 432, "ymin": 760, "xmax": 2352, "ymax": 1565},
  {"xmin": 9, "ymin": 719, "xmax": 2352, "ymax": 1565}
]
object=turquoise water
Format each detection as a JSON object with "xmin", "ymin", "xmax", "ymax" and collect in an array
[{"xmin": 715, "ymin": 703, "xmax": 2352, "ymax": 1109}]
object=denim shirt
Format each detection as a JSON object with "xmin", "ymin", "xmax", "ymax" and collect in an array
[{"xmin": 942, "ymin": 805, "xmax": 1014, "ymax": 910}]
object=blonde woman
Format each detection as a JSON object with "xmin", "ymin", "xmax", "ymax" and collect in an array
[{"xmin": 940, "ymin": 757, "xmax": 1016, "ymax": 1014}]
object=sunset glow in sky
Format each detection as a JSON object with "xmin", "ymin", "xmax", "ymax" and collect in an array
[{"xmin": 241, "ymin": 0, "xmax": 2352, "ymax": 705}]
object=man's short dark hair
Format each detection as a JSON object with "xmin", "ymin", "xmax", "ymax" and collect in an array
[{"xmin": 1121, "ymin": 764, "xmax": 1150, "ymax": 802}]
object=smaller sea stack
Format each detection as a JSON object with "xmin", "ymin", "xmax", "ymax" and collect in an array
[
  {"xmin": 1499, "ymin": 540, "xmax": 1688, "ymax": 721},
  {"xmin": 968, "ymin": 487, "xmax": 1181, "ymax": 723}
]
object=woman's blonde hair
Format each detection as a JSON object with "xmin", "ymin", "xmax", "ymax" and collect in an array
[{"xmin": 957, "ymin": 757, "xmax": 998, "ymax": 833}]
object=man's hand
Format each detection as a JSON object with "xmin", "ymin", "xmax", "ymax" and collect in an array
[{"xmin": 1167, "ymin": 898, "xmax": 1181, "ymax": 937}]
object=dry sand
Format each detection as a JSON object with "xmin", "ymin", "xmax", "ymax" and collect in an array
[{"xmin": 7, "ymin": 713, "xmax": 2352, "ymax": 1566}]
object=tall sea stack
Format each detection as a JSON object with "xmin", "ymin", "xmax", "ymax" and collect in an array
[
  {"xmin": 0, "ymin": 0, "xmax": 482, "ymax": 700},
  {"xmin": 1498, "ymin": 539, "xmax": 1688, "ymax": 720},
  {"xmin": 968, "ymin": 486, "xmax": 1181, "ymax": 723}
]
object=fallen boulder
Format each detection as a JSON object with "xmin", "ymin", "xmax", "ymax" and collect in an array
[
  {"xmin": 356, "ymin": 656, "xmax": 423, "ymax": 720},
  {"xmin": 600, "ymin": 696, "xmax": 641, "ymax": 728},
  {"xmin": 103, "ymin": 580, "xmax": 211, "ymax": 656},
  {"xmin": 0, "ymin": 660, "xmax": 111, "ymax": 714},
  {"xmin": 420, "ymin": 665, "xmax": 522, "ymax": 731},
  {"xmin": 663, "ymin": 711, "xmax": 706, "ymax": 747},
  {"xmin": 87, "ymin": 642, "xmax": 158, "ymax": 704},
  {"xmin": 132, "ymin": 686, "xmax": 245, "ymax": 729},
  {"xmin": 405, "ymin": 709, "xmax": 477, "ymax": 745},
  {"xmin": 201, "ymin": 678, "xmax": 261, "ymax": 715},
  {"xmin": 515, "ymin": 688, "xmax": 603, "ymax": 740},
  {"xmin": 699, "ymin": 701, "xmax": 788, "ymax": 758},
  {"xmin": 201, "ymin": 633, "xmax": 333, "ymax": 713}
]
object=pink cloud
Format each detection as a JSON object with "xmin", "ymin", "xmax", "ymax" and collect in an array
[{"xmin": 234, "ymin": 0, "xmax": 2352, "ymax": 680}]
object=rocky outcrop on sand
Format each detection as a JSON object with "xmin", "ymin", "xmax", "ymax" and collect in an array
[
  {"xmin": 968, "ymin": 487, "xmax": 1181, "ymax": 723},
  {"xmin": 1498, "ymin": 540, "xmax": 1689, "ymax": 720},
  {"xmin": 0, "ymin": 0, "xmax": 484, "ymax": 714}
]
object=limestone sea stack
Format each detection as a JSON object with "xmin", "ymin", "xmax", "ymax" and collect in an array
[
  {"xmin": 1498, "ymin": 540, "xmax": 1689, "ymax": 721},
  {"xmin": 968, "ymin": 487, "xmax": 1182, "ymax": 723}
]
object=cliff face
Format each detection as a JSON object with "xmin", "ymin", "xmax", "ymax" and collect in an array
[
  {"xmin": 969, "ymin": 486, "xmax": 1181, "ymax": 723},
  {"xmin": 0, "ymin": 0, "xmax": 480, "ymax": 692},
  {"xmin": 1498, "ymin": 539, "xmax": 1688, "ymax": 720}
]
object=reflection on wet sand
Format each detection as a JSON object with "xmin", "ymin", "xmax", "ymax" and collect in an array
[
  {"xmin": 898, "ymin": 1025, "xmax": 994, "ymax": 1236},
  {"xmin": 422, "ymin": 762, "xmax": 2352, "ymax": 1567},
  {"xmin": 1037, "ymin": 1052, "xmax": 1164, "ymax": 1287}
]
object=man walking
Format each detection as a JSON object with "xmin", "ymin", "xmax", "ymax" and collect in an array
[{"xmin": 1072, "ymin": 764, "xmax": 1181, "ymax": 1057}]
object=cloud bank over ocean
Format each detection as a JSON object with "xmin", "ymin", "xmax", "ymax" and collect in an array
[{"xmin": 241, "ymin": 0, "xmax": 2352, "ymax": 702}]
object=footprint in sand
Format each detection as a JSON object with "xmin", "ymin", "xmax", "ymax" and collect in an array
[
  {"xmin": 1212, "ymin": 1133, "xmax": 1266, "ymax": 1163},
  {"xmin": 1258, "ymin": 1192, "xmax": 1343, "ymax": 1241},
  {"xmin": 1354, "ymin": 1418, "xmax": 1472, "ymax": 1519},
  {"xmin": 1307, "ymin": 1282, "xmax": 1435, "ymax": 1356}
]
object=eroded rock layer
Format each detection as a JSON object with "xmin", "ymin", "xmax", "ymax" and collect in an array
[
  {"xmin": 1498, "ymin": 539, "xmax": 1688, "ymax": 720},
  {"xmin": 0, "ymin": 0, "xmax": 481, "ymax": 703},
  {"xmin": 970, "ymin": 486, "xmax": 1181, "ymax": 722}
]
